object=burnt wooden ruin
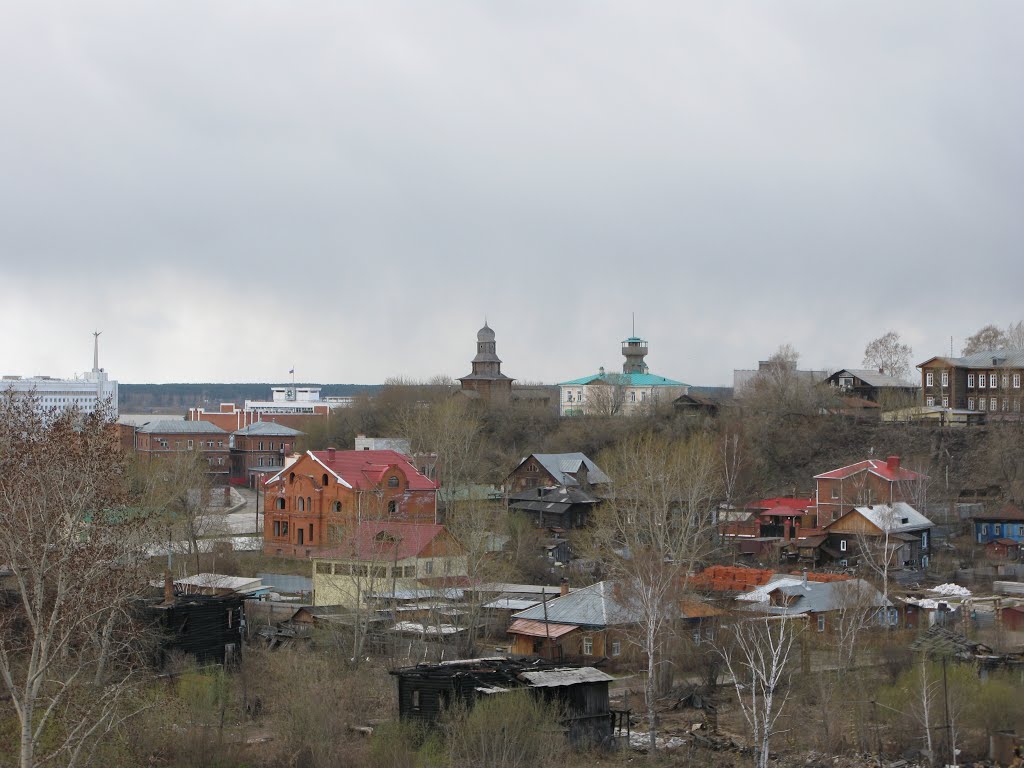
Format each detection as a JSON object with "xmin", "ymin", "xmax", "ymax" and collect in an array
[{"xmin": 390, "ymin": 657, "xmax": 626, "ymax": 747}]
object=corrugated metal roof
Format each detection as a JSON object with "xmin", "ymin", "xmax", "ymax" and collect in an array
[
  {"xmin": 507, "ymin": 619, "xmax": 578, "ymax": 638},
  {"xmin": 737, "ymin": 577, "xmax": 890, "ymax": 614},
  {"xmin": 518, "ymin": 453, "xmax": 612, "ymax": 486},
  {"xmin": 518, "ymin": 667, "xmax": 614, "ymax": 687},
  {"xmin": 559, "ymin": 372, "xmax": 689, "ymax": 387},
  {"xmin": 838, "ymin": 502, "xmax": 934, "ymax": 533},
  {"xmin": 511, "ymin": 581, "xmax": 638, "ymax": 627},
  {"xmin": 234, "ymin": 422, "xmax": 303, "ymax": 436},
  {"xmin": 834, "ymin": 369, "xmax": 918, "ymax": 388},
  {"xmin": 137, "ymin": 420, "xmax": 228, "ymax": 434}
]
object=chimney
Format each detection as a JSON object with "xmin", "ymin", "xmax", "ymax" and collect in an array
[
  {"xmin": 886, "ymin": 455, "xmax": 900, "ymax": 471},
  {"xmin": 327, "ymin": 447, "xmax": 336, "ymax": 460},
  {"xmin": 801, "ymin": 568, "xmax": 808, "ymax": 586},
  {"xmin": 560, "ymin": 578, "xmax": 569, "ymax": 597},
  {"xmin": 784, "ymin": 518, "xmax": 792, "ymax": 543},
  {"xmin": 163, "ymin": 571, "xmax": 175, "ymax": 606}
]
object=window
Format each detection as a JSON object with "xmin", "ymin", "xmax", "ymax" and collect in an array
[
  {"xmin": 611, "ymin": 640, "xmax": 621, "ymax": 657},
  {"xmin": 258, "ymin": 441, "xmax": 264, "ymax": 450},
  {"xmin": 979, "ymin": 375, "xmax": 987, "ymax": 388},
  {"xmin": 981, "ymin": 524, "xmax": 988, "ymax": 535},
  {"xmin": 1003, "ymin": 374, "xmax": 1010, "ymax": 389},
  {"xmin": 411, "ymin": 690, "xmax": 420, "ymax": 710},
  {"xmin": 388, "ymin": 476, "xmax": 399, "ymax": 488},
  {"xmin": 629, "ymin": 391, "xmax": 636, "ymax": 403},
  {"xmin": 582, "ymin": 636, "xmax": 593, "ymax": 655},
  {"xmin": 332, "ymin": 501, "xmax": 342, "ymax": 513},
  {"xmin": 926, "ymin": 397, "xmax": 935, "ymax": 407},
  {"xmin": 1014, "ymin": 374, "xmax": 1021, "ymax": 388},
  {"xmin": 840, "ymin": 539, "xmax": 847, "ymax": 552},
  {"xmin": 327, "ymin": 524, "xmax": 343, "ymax": 544},
  {"xmin": 187, "ymin": 439, "xmax": 194, "ymax": 449},
  {"xmin": 925, "ymin": 372, "xmax": 933, "ymax": 386},
  {"xmin": 994, "ymin": 524, "xmax": 1001, "ymax": 536},
  {"xmin": 388, "ymin": 500, "xmax": 397, "ymax": 514},
  {"xmin": 298, "ymin": 497, "xmax": 305, "ymax": 512},
  {"xmin": 817, "ymin": 615, "xmax": 826, "ymax": 632},
  {"xmin": 921, "ymin": 531, "xmax": 928, "ymax": 548},
  {"xmin": 281, "ymin": 522, "xmax": 288, "ymax": 535},
  {"xmin": 308, "ymin": 523, "xmax": 313, "ymax": 542},
  {"xmin": 322, "ymin": 474, "xmax": 329, "ymax": 486},
  {"xmin": 1004, "ymin": 398, "xmax": 1010, "ymax": 412},
  {"xmin": 978, "ymin": 398, "xmax": 986, "ymax": 411},
  {"xmin": 275, "ymin": 497, "xmax": 285, "ymax": 510},
  {"xmin": 990, "ymin": 373, "xmax": 998, "ymax": 388},
  {"xmin": 831, "ymin": 486, "xmax": 839, "ymax": 500},
  {"xmin": 1018, "ymin": 526, "xmax": 1024, "ymax": 537},
  {"xmin": 941, "ymin": 370, "xmax": 949, "ymax": 387},
  {"xmin": 566, "ymin": 391, "xmax": 573, "ymax": 403},
  {"xmin": 968, "ymin": 373, "xmax": 975, "ymax": 387},
  {"xmin": 273, "ymin": 521, "xmax": 280, "ymax": 536},
  {"xmin": 968, "ymin": 398, "xmax": 975, "ymax": 411},
  {"xmin": 424, "ymin": 560, "xmax": 433, "ymax": 574},
  {"xmin": 990, "ymin": 398, "xmax": 998, "ymax": 412},
  {"xmin": 289, "ymin": 472, "xmax": 295, "ymax": 484},
  {"xmin": 942, "ymin": 397, "xmax": 949, "ymax": 408}
]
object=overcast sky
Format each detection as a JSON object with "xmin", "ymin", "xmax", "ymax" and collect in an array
[{"xmin": 2, "ymin": 2, "xmax": 1021, "ymax": 386}]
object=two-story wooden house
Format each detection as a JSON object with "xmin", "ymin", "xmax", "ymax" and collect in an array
[
  {"xmin": 918, "ymin": 350, "xmax": 1024, "ymax": 415},
  {"xmin": 505, "ymin": 453, "xmax": 611, "ymax": 495},
  {"xmin": 823, "ymin": 502, "xmax": 934, "ymax": 569},
  {"xmin": 263, "ymin": 448, "xmax": 438, "ymax": 558}
]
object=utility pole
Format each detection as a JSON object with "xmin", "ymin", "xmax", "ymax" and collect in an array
[{"xmin": 942, "ymin": 656, "xmax": 955, "ymax": 766}]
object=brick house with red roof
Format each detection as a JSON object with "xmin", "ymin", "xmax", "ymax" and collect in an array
[
  {"xmin": 263, "ymin": 448, "xmax": 439, "ymax": 558},
  {"xmin": 814, "ymin": 455, "xmax": 926, "ymax": 526}
]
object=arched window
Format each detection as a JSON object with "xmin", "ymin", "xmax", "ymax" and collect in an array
[
  {"xmin": 322, "ymin": 474, "xmax": 329, "ymax": 486},
  {"xmin": 289, "ymin": 472, "xmax": 295, "ymax": 484},
  {"xmin": 387, "ymin": 500, "xmax": 397, "ymax": 515},
  {"xmin": 275, "ymin": 498, "xmax": 285, "ymax": 510},
  {"xmin": 332, "ymin": 500, "xmax": 342, "ymax": 513},
  {"xmin": 387, "ymin": 476, "xmax": 399, "ymax": 488},
  {"xmin": 307, "ymin": 496, "xmax": 312, "ymax": 512},
  {"xmin": 298, "ymin": 497, "xmax": 305, "ymax": 512}
]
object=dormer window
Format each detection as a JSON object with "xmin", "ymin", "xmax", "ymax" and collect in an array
[{"xmin": 388, "ymin": 476, "xmax": 399, "ymax": 488}]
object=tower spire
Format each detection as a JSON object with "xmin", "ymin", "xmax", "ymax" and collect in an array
[{"xmin": 92, "ymin": 331, "xmax": 102, "ymax": 372}]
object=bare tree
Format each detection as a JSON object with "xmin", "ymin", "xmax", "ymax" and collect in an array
[
  {"xmin": 962, "ymin": 324, "xmax": 1009, "ymax": 354},
  {"xmin": 131, "ymin": 447, "xmax": 213, "ymax": 573},
  {"xmin": 863, "ymin": 331, "xmax": 913, "ymax": 381},
  {"xmin": 394, "ymin": 396, "xmax": 484, "ymax": 516},
  {"xmin": 718, "ymin": 615, "xmax": 801, "ymax": 768},
  {"xmin": 592, "ymin": 432, "xmax": 722, "ymax": 753},
  {"xmin": 831, "ymin": 579, "xmax": 886, "ymax": 670},
  {"xmin": 1006, "ymin": 320, "xmax": 1024, "ymax": 350},
  {"xmin": 581, "ymin": 375, "xmax": 628, "ymax": 417},
  {"xmin": 0, "ymin": 393, "xmax": 154, "ymax": 768}
]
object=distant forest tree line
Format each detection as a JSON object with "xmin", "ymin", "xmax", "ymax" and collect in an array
[{"xmin": 119, "ymin": 383, "xmax": 383, "ymax": 413}]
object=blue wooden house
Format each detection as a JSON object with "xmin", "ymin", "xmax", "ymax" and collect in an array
[{"xmin": 973, "ymin": 504, "xmax": 1024, "ymax": 544}]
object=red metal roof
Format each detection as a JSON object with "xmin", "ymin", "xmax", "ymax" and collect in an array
[
  {"xmin": 746, "ymin": 497, "xmax": 815, "ymax": 512},
  {"xmin": 814, "ymin": 457, "xmax": 925, "ymax": 483},
  {"xmin": 310, "ymin": 449, "xmax": 438, "ymax": 491},
  {"xmin": 316, "ymin": 521, "xmax": 450, "ymax": 561}
]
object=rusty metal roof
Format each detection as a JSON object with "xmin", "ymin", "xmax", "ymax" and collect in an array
[{"xmin": 507, "ymin": 618, "xmax": 578, "ymax": 638}]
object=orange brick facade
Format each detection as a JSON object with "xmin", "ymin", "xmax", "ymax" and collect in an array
[{"xmin": 263, "ymin": 450, "xmax": 438, "ymax": 558}]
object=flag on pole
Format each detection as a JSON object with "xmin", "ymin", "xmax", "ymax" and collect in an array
[{"xmin": 289, "ymin": 369, "xmax": 294, "ymax": 374}]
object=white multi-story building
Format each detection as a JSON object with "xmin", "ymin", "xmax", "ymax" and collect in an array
[{"xmin": 1, "ymin": 333, "xmax": 118, "ymax": 418}]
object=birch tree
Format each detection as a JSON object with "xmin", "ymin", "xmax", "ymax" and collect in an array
[
  {"xmin": 0, "ymin": 393, "xmax": 153, "ymax": 768},
  {"xmin": 863, "ymin": 331, "xmax": 913, "ymax": 381},
  {"xmin": 718, "ymin": 616, "xmax": 800, "ymax": 768},
  {"xmin": 592, "ymin": 432, "xmax": 721, "ymax": 753}
]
